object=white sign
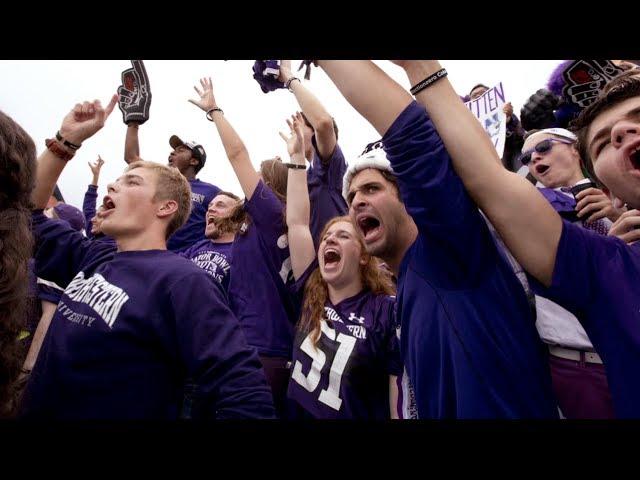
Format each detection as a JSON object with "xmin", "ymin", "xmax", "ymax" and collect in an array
[{"xmin": 464, "ymin": 82, "xmax": 507, "ymax": 158}]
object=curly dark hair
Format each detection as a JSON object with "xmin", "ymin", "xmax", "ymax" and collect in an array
[{"xmin": 0, "ymin": 110, "xmax": 36, "ymax": 417}]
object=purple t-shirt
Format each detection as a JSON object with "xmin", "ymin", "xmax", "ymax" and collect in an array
[
  {"xmin": 24, "ymin": 211, "xmax": 274, "ymax": 419},
  {"xmin": 181, "ymin": 239, "xmax": 233, "ymax": 292},
  {"xmin": 307, "ymin": 137, "xmax": 348, "ymax": 246},
  {"xmin": 228, "ymin": 180, "xmax": 298, "ymax": 358},
  {"xmin": 167, "ymin": 178, "xmax": 220, "ymax": 253},
  {"xmin": 287, "ymin": 263, "xmax": 401, "ymax": 419},
  {"xmin": 387, "ymin": 101, "xmax": 557, "ymax": 419},
  {"xmin": 532, "ymin": 221, "xmax": 640, "ymax": 418}
]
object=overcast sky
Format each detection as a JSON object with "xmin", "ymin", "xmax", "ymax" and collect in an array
[{"xmin": 0, "ymin": 60, "xmax": 562, "ymax": 208}]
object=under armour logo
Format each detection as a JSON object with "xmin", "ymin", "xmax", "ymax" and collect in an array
[{"xmin": 348, "ymin": 313, "xmax": 365, "ymax": 324}]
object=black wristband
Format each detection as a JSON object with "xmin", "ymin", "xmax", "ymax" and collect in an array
[
  {"xmin": 284, "ymin": 163, "xmax": 306, "ymax": 169},
  {"xmin": 55, "ymin": 131, "xmax": 82, "ymax": 150},
  {"xmin": 286, "ymin": 77, "xmax": 301, "ymax": 91},
  {"xmin": 206, "ymin": 108, "xmax": 224, "ymax": 121},
  {"xmin": 410, "ymin": 68, "xmax": 448, "ymax": 96}
]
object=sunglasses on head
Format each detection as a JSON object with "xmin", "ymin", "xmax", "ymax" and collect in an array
[{"xmin": 518, "ymin": 138, "xmax": 575, "ymax": 165}]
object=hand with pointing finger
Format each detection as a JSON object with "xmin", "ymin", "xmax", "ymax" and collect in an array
[{"xmin": 59, "ymin": 95, "xmax": 118, "ymax": 146}]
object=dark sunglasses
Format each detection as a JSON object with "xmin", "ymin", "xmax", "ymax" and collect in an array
[{"xmin": 518, "ymin": 138, "xmax": 575, "ymax": 165}]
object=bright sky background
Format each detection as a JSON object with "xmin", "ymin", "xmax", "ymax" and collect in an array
[{"xmin": 0, "ymin": 60, "xmax": 562, "ymax": 208}]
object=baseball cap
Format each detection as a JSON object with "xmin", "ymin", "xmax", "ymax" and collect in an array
[
  {"xmin": 53, "ymin": 203, "xmax": 85, "ymax": 232},
  {"xmin": 342, "ymin": 140, "xmax": 394, "ymax": 201},
  {"xmin": 169, "ymin": 135, "xmax": 207, "ymax": 167}
]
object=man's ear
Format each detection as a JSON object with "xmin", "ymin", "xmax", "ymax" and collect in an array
[
  {"xmin": 190, "ymin": 156, "xmax": 199, "ymax": 168},
  {"xmin": 157, "ymin": 199, "xmax": 178, "ymax": 219}
]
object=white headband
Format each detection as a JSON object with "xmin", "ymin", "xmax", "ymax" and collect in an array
[
  {"xmin": 342, "ymin": 143, "xmax": 394, "ymax": 201},
  {"xmin": 526, "ymin": 128, "xmax": 577, "ymax": 144}
]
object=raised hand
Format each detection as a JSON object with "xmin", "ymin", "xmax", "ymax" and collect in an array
[
  {"xmin": 503, "ymin": 102, "xmax": 514, "ymax": 118},
  {"xmin": 117, "ymin": 60, "xmax": 152, "ymax": 125},
  {"xmin": 575, "ymin": 187, "xmax": 626, "ymax": 223},
  {"xmin": 279, "ymin": 112, "xmax": 305, "ymax": 161},
  {"xmin": 188, "ymin": 77, "xmax": 217, "ymax": 112},
  {"xmin": 59, "ymin": 95, "xmax": 118, "ymax": 145},
  {"xmin": 88, "ymin": 155, "xmax": 105, "ymax": 176},
  {"xmin": 608, "ymin": 209, "xmax": 640, "ymax": 244},
  {"xmin": 277, "ymin": 60, "xmax": 293, "ymax": 83}
]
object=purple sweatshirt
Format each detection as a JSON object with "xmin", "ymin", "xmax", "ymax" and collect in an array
[{"xmin": 23, "ymin": 210, "xmax": 275, "ymax": 419}]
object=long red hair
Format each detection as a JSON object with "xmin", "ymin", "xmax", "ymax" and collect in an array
[{"xmin": 299, "ymin": 216, "xmax": 395, "ymax": 345}]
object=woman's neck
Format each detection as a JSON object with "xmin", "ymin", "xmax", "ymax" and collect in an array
[
  {"xmin": 566, "ymin": 171, "xmax": 586, "ymax": 188},
  {"xmin": 327, "ymin": 278, "xmax": 363, "ymax": 305}
]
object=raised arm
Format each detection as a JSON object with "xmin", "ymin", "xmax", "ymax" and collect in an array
[
  {"xmin": 278, "ymin": 60, "xmax": 336, "ymax": 160},
  {"xmin": 32, "ymin": 96, "xmax": 117, "ymax": 209},
  {"xmin": 123, "ymin": 123, "xmax": 141, "ymax": 163},
  {"xmin": 83, "ymin": 156, "xmax": 104, "ymax": 238},
  {"xmin": 118, "ymin": 60, "xmax": 151, "ymax": 164},
  {"xmin": 189, "ymin": 77, "xmax": 260, "ymax": 200},
  {"xmin": 394, "ymin": 61, "xmax": 562, "ymax": 286},
  {"xmin": 317, "ymin": 61, "xmax": 412, "ymax": 137},
  {"xmin": 88, "ymin": 155, "xmax": 104, "ymax": 187},
  {"xmin": 281, "ymin": 113, "xmax": 316, "ymax": 280}
]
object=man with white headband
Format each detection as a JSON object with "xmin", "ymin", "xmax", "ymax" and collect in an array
[{"xmin": 320, "ymin": 61, "xmax": 558, "ymax": 419}]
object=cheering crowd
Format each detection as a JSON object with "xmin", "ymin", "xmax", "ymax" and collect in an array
[{"xmin": 1, "ymin": 59, "xmax": 640, "ymax": 419}]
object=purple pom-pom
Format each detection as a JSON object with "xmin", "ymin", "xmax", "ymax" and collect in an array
[{"xmin": 252, "ymin": 60, "xmax": 285, "ymax": 94}]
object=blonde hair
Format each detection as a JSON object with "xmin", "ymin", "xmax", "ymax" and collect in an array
[
  {"xmin": 125, "ymin": 161, "xmax": 192, "ymax": 239},
  {"xmin": 299, "ymin": 216, "xmax": 395, "ymax": 345}
]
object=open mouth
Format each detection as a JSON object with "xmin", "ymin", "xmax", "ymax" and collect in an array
[
  {"xmin": 535, "ymin": 164, "xmax": 550, "ymax": 175},
  {"xmin": 102, "ymin": 196, "xmax": 116, "ymax": 211},
  {"xmin": 630, "ymin": 148, "xmax": 640, "ymax": 170},
  {"xmin": 323, "ymin": 249, "xmax": 342, "ymax": 269},
  {"xmin": 207, "ymin": 215, "xmax": 216, "ymax": 225},
  {"xmin": 357, "ymin": 215, "xmax": 382, "ymax": 242}
]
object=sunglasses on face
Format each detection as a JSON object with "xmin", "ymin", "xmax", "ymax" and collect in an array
[{"xmin": 518, "ymin": 138, "xmax": 575, "ymax": 165}]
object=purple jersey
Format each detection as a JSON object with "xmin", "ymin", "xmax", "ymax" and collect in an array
[
  {"xmin": 23, "ymin": 211, "xmax": 274, "ymax": 419},
  {"xmin": 181, "ymin": 239, "xmax": 233, "ymax": 292},
  {"xmin": 167, "ymin": 179, "xmax": 220, "ymax": 252},
  {"xmin": 531, "ymin": 221, "xmax": 640, "ymax": 417},
  {"xmin": 287, "ymin": 262, "xmax": 401, "ymax": 419},
  {"xmin": 386, "ymin": 102, "xmax": 558, "ymax": 419},
  {"xmin": 228, "ymin": 180, "xmax": 298, "ymax": 358},
  {"xmin": 307, "ymin": 137, "xmax": 348, "ymax": 246}
]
